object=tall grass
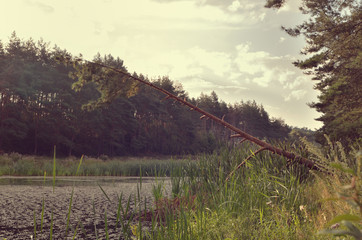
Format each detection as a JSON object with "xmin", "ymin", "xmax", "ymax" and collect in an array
[
  {"xmin": 145, "ymin": 145, "xmax": 314, "ymax": 239},
  {"xmin": 0, "ymin": 154, "xmax": 192, "ymax": 177},
  {"xmin": 133, "ymin": 141, "xmax": 360, "ymax": 239},
  {"xmin": 1, "ymin": 139, "xmax": 360, "ymax": 239}
]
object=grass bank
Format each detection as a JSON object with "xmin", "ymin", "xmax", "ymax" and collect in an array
[
  {"xmin": 1, "ymin": 140, "xmax": 361, "ymax": 239},
  {"xmin": 0, "ymin": 153, "xmax": 193, "ymax": 177}
]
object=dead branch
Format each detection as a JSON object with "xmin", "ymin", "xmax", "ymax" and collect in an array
[
  {"xmin": 230, "ymin": 134, "xmax": 243, "ymax": 138},
  {"xmin": 226, "ymin": 147, "xmax": 267, "ymax": 181},
  {"xmin": 88, "ymin": 61, "xmax": 330, "ymax": 174}
]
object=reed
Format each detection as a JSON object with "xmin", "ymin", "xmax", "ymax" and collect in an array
[
  {"xmin": 2, "ymin": 138, "xmax": 359, "ymax": 239},
  {"xmin": 135, "ymin": 141, "xmax": 359, "ymax": 239},
  {"xmin": 0, "ymin": 154, "xmax": 191, "ymax": 177}
]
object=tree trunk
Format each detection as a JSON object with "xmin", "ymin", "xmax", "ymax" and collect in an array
[{"xmin": 85, "ymin": 61, "xmax": 330, "ymax": 173}]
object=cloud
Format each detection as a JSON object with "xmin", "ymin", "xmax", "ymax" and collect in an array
[
  {"xmin": 277, "ymin": 0, "xmax": 303, "ymax": 13},
  {"xmin": 150, "ymin": 0, "xmax": 266, "ymax": 25},
  {"xmin": 106, "ymin": 0, "xmax": 246, "ymax": 29},
  {"xmin": 284, "ymin": 89, "xmax": 307, "ymax": 101},
  {"xmin": 228, "ymin": 0, "xmax": 241, "ymax": 12},
  {"xmin": 0, "ymin": 0, "xmax": 321, "ymax": 128},
  {"xmin": 122, "ymin": 40, "xmax": 311, "ymax": 108},
  {"xmin": 277, "ymin": 70, "xmax": 294, "ymax": 83},
  {"xmin": 25, "ymin": 0, "xmax": 54, "ymax": 13},
  {"xmin": 234, "ymin": 42, "xmax": 293, "ymax": 87},
  {"xmin": 258, "ymin": 12, "xmax": 266, "ymax": 21},
  {"xmin": 126, "ymin": 46, "xmax": 233, "ymax": 83},
  {"xmin": 119, "ymin": 38, "xmax": 311, "ymax": 97},
  {"xmin": 283, "ymin": 75, "xmax": 306, "ymax": 89},
  {"xmin": 235, "ymin": 43, "xmax": 270, "ymax": 75}
]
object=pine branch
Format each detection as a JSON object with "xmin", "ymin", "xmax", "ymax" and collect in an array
[{"xmin": 78, "ymin": 60, "xmax": 330, "ymax": 174}]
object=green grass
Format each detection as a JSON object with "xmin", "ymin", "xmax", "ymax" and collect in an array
[
  {"xmin": 0, "ymin": 154, "xmax": 192, "ymax": 177},
  {"xmin": 132, "ymin": 142, "xmax": 360, "ymax": 240},
  {"xmin": 142, "ymin": 146, "xmax": 316, "ymax": 239},
  {"xmin": 1, "ymin": 139, "xmax": 360, "ymax": 239}
]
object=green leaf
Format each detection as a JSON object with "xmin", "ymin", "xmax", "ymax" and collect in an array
[
  {"xmin": 329, "ymin": 163, "xmax": 355, "ymax": 175},
  {"xmin": 75, "ymin": 155, "xmax": 84, "ymax": 176},
  {"xmin": 343, "ymin": 221, "xmax": 362, "ymax": 236},
  {"xmin": 97, "ymin": 183, "xmax": 112, "ymax": 203},
  {"xmin": 53, "ymin": 146, "xmax": 56, "ymax": 193},
  {"xmin": 318, "ymin": 229, "xmax": 356, "ymax": 237},
  {"xmin": 65, "ymin": 188, "xmax": 75, "ymax": 235},
  {"xmin": 327, "ymin": 214, "xmax": 361, "ymax": 226}
]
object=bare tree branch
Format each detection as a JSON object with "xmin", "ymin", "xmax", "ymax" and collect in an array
[
  {"xmin": 86, "ymin": 61, "xmax": 330, "ymax": 174},
  {"xmin": 226, "ymin": 147, "xmax": 268, "ymax": 181}
]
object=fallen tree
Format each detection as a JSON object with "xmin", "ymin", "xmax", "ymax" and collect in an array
[{"xmin": 58, "ymin": 55, "xmax": 330, "ymax": 177}]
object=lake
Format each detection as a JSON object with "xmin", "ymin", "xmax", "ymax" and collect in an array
[{"xmin": 0, "ymin": 176, "xmax": 171, "ymax": 239}]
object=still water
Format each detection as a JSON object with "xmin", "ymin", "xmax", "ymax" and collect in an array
[
  {"xmin": 0, "ymin": 176, "xmax": 170, "ymax": 187},
  {"xmin": 0, "ymin": 176, "xmax": 171, "ymax": 239}
]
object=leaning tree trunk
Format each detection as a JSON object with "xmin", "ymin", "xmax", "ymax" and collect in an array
[{"xmin": 62, "ymin": 57, "xmax": 330, "ymax": 176}]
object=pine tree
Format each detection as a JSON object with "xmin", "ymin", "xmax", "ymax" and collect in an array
[{"xmin": 266, "ymin": 0, "xmax": 362, "ymax": 146}]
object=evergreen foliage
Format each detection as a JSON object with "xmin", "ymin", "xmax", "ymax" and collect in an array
[
  {"xmin": 266, "ymin": 0, "xmax": 362, "ymax": 146},
  {"xmin": 0, "ymin": 33, "xmax": 291, "ymax": 156}
]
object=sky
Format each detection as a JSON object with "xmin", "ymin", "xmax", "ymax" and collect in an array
[{"xmin": 1, "ymin": 0, "xmax": 323, "ymax": 129}]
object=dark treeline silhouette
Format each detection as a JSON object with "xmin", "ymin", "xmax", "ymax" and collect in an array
[{"xmin": 0, "ymin": 33, "xmax": 291, "ymax": 157}]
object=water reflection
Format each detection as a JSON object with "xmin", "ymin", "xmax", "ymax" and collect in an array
[{"xmin": 0, "ymin": 176, "xmax": 164, "ymax": 187}]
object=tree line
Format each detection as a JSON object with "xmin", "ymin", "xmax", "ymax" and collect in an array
[{"xmin": 0, "ymin": 33, "xmax": 292, "ymax": 157}]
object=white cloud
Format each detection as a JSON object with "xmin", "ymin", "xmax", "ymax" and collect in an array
[
  {"xmin": 94, "ymin": 0, "xmax": 245, "ymax": 29},
  {"xmin": 235, "ymin": 43, "xmax": 270, "ymax": 75},
  {"xmin": 25, "ymin": 0, "xmax": 54, "ymax": 13},
  {"xmin": 126, "ymin": 46, "xmax": 232, "ymax": 82},
  {"xmin": 278, "ymin": 70, "xmax": 296, "ymax": 84},
  {"xmin": 197, "ymin": 0, "xmax": 207, "ymax": 4},
  {"xmin": 277, "ymin": 0, "xmax": 302, "ymax": 13},
  {"xmin": 234, "ymin": 43, "xmax": 285, "ymax": 87},
  {"xmin": 228, "ymin": 0, "xmax": 241, "ymax": 12},
  {"xmin": 128, "ymin": 41, "xmax": 311, "ymax": 101},
  {"xmin": 284, "ymin": 89, "xmax": 307, "ymax": 101},
  {"xmin": 232, "ymin": 0, "xmax": 259, "ymax": 10},
  {"xmin": 1, "ymin": 0, "xmax": 247, "ymax": 44},
  {"xmin": 226, "ymin": 0, "xmax": 267, "ymax": 22},
  {"xmin": 252, "ymin": 71, "xmax": 273, "ymax": 87},
  {"xmin": 258, "ymin": 12, "xmax": 266, "ymax": 21},
  {"xmin": 283, "ymin": 75, "xmax": 306, "ymax": 89},
  {"xmin": 0, "ymin": 0, "xmax": 321, "ymax": 128}
]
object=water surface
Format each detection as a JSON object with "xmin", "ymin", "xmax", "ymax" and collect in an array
[{"xmin": 0, "ymin": 176, "xmax": 169, "ymax": 187}]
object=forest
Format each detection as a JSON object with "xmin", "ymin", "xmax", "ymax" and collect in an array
[{"xmin": 0, "ymin": 33, "xmax": 293, "ymax": 157}]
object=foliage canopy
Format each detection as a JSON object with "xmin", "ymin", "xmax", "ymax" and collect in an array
[
  {"xmin": 0, "ymin": 33, "xmax": 291, "ymax": 156},
  {"xmin": 266, "ymin": 0, "xmax": 362, "ymax": 146}
]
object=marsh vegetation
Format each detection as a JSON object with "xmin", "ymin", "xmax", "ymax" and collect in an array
[{"xmin": 1, "ymin": 141, "xmax": 360, "ymax": 239}]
